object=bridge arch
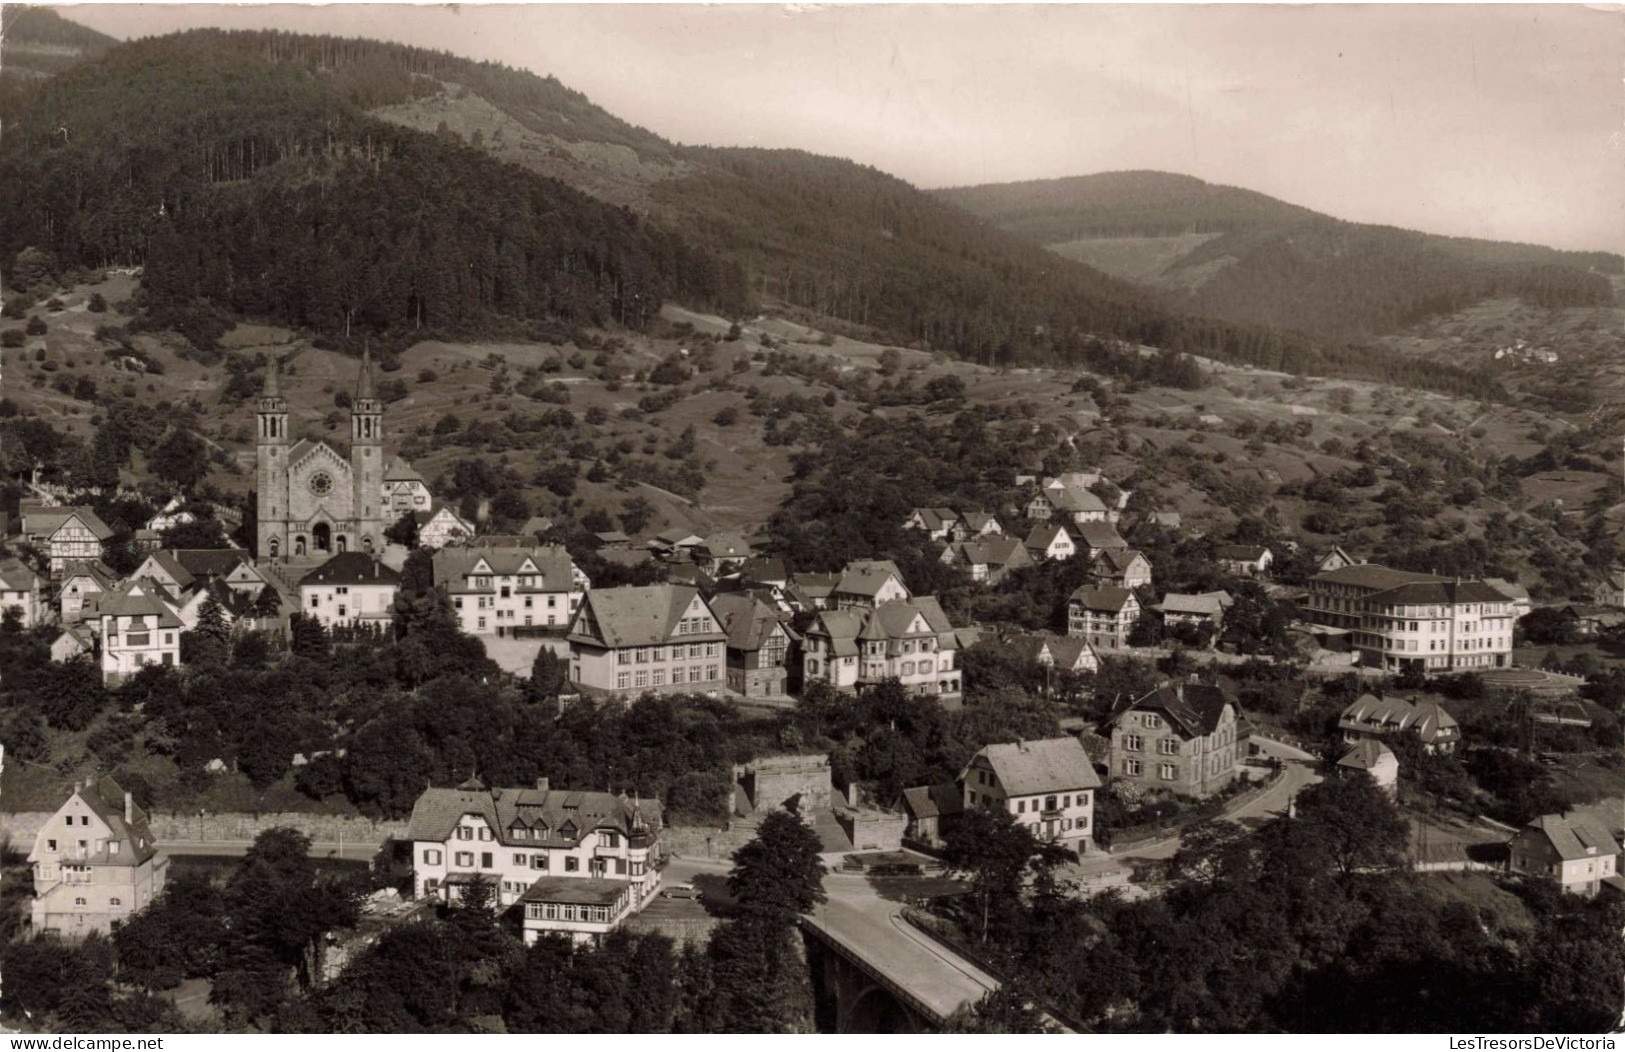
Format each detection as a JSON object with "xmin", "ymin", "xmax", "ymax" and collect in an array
[{"xmin": 845, "ymin": 985, "xmax": 919, "ymax": 1034}]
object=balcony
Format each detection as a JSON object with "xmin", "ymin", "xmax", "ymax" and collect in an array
[{"xmin": 1040, "ymin": 809, "xmax": 1065, "ymax": 821}]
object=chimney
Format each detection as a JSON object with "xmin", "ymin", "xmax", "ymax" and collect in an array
[
  {"xmin": 535, "ymin": 777, "xmax": 550, "ymax": 792},
  {"xmin": 124, "ymin": 791, "xmax": 133, "ymax": 825}
]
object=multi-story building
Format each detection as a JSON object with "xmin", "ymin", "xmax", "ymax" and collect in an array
[
  {"xmin": 1108, "ymin": 681, "xmax": 1240, "ymax": 799},
  {"xmin": 21, "ymin": 504, "xmax": 114, "ymax": 577},
  {"xmin": 902, "ymin": 507, "xmax": 960, "ymax": 542},
  {"xmin": 132, "ymin": 548, "xmax": 269, "ymax": 602},
  {"xmin": 95, "ymin": 580, "xmax": 183, "ymax": 684},
  {"xmin": 567, "ymin": 584, "xmax": 727, "ymax": 696},
  {"xmin": 1216, "ymin": 544, "xmax": 1273, "ymax": 576},
  {"xmin": 1157, "ymin": 591, "xmax": 1233, "ymax": 634},
  {"xmin": 383, "ymin": 457, "xmax": 433, "ymax": 515},
  {"xmin": 941, "ymin": 536, "xmax": 1032, "ymax": 585},
  {"xmin": 1074, "ymin": 521, "xmax": 1129, "ymax": 561},
  {"xmin": 1023, "ymin": 523, "xmax": 1076, "ymax": 562},
  {"xmin": 411, "ymin": 504, "xmax": 475, "ymax": 550},
  {"xmin": 0, "ymin": 557, "xmax": 44, "ymax": 627},
  {"xmin": 709, "ymin": 593, "xmax": 796, "ymax": 698},
  {"xmin": 802, "ymin": 596, "xmax": 963, "ymax": 698},
  {"xmin": 28, "ymin": 776, "xmax": 167, "ymax": 936},
  {"xmin": 407, "ymin": 777, "xmax": 663, "ymax": 944},
  {"xmin": 1302, "ymin": 564, "xmax": 1516, "ymax": 672},
  {"xmin": 1025, "ymin": 480, "xmax": 1110, "ymax": 526},
  {"xmin": 1509, "ymin": 813, "xmax": 1623, "ymax": 897},
  {"xmin": 1067, "ymin": 586, "xmax": 1140, "ymax": 649},
  {"xmin": 1337, "ymin": 693, "xmax": 1461, "ymax": 754},
  {"xmin": 1336, "ymin": 739, "xmax": 1399, "ymax": 796},
  {"xmin": 297, "ymin": 552, "xmax": 400, "ymax": 629},
  {"xmin": 948, "ymin": 512, "xmax": 1004, "ymax": 542},
  {"xmin": 960, "ymin": 737, "xmax": 1101, "ymax": 853},
  {"xmin": 435, "ymin": 544, "xmax": 588, "ymax": 636}
]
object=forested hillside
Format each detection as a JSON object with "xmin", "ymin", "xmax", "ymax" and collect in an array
[
  {"xmin": 938, "ymin": 171, "xmax": 1619, "ymax": 342},
  {"xmin": 1, "ymin": 24, "xmax": 1506, "ymax": 398},
  {"xmin": 0, "ymin": 5, "xmax": 117, "ymax": 127},
  {"xmin": 0, "ymin": 31, "xmax": 747, "ymax": 350}
]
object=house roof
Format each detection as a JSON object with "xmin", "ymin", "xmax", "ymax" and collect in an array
[
  {"xmin": 433, "ymin": 545, "xmax": 579, "ymax": 591},
  {"xmin": 56, "ymin": 776, "xmax": 157, "ymax": 867},
  {"xmin": 1522, "ymin": 812, "xmax": 1623, "ymax": 862},
  {"xmin": 1044, "ymin": 486, "xmax": 1107, "ymax": 513},
  {"xmin": 593, "ymin": 531, "xmax": 632, "ymax": 546},
  {"xmin": 1069, "ymin": 585, "xmax": 1135, "ymax": 613},
  {"xmin": 57, "ymin": 559, "xmax": 119, "ymax": 593},
  {"xmin": 569, "ymin": 584, "xmax": 722, "ymax": 648},
  {"xmin": 834, "ymin": 559, "xmax": 908, "ymax": 598},
  {"xmin": 1338, "ymin": 694, "xmax": 1460, "ymax": 743},
  {"xmin": 970, "ymin": 737, "xmax": 1101, "ymax": 795},
  {"xmin": 651, "ymin": 528, "xmax": 703, "ymax": 548},
  {"xmin": 1216, "ymin": 544, "xmax": 1270, "ymax": 561},
  {"xmin": 813, "ymin": 596, "xmax": 955, "ymax": 649},
  {"xmin": 95, "ymin": 581, "xmax": 183, "ymax": 628},
  {"xmin": 170, "ymin": 548, "xmax": 256, "ymax": 580},
  {"xmin": 1159, "ymin": 591, "xmax": 1233, "ymax": 617},
  {"xmin": 1094, "ymin": 548, "xmax": 1148, "ymax": 573},
  {"xmin": 0, "ymin": 557, "xmax": 42, "ymax": 592},
  {"xmin": 1126, "ymin": 681, "xmax": 1232, "ymax": 738},
  {"xmin": 519, "ymin": 876, "xmax": 635, "ymax": 906},
  {"xmin": 1007, "ymin": 632, "xmax": 1098, "ymax": 671},
  {"xmin": 1337, "ymin": 738, "xmax": 1396, "ymax": 771},
  {"xmin": 521, "ymin": 516, "xmax": 555, "ymax": 537},
  {"xmin": 30, "ymin": 506, "xmax": 115, "ymax": 542},
  {"xmin": 958, "ymin": 512, "xmax": 1000, "ymax": 532},
  {"xmin": 406, "ymin": 782, "xmax": 662, "ymax": 849},
  {"xmin": 1024, "ymin": 523, "xmax": 1071, "ymax": 550},
  {"xmin": 1366, "ymin": 580, "xmax": 1513, "ymax": 607},
  {"xmin": 739, "ymin": 557, "xmax": 787, "ymax": 584},
  {"xmin": 1311, "ymin": 564, "xmax": 1442, "ymax": 591},
  {"xmin": 949, "ymin": 536, "xmax": 1026, "ymax": 568},
  {"xmin": 1148, "ymin": 511, "xmax": 1182, "ymax": 528},
  {"xmin": 1074, "ymin": 522, "xmax": 1128, "ymax": 550},
  {"xmin": 299, "ymin": 552, "xmax": 401, "ymax": 588},
  {"xmin": 901, "ymin": 783, "xmax": 963, "ymax": 821},
  {"xmin": 383, "ymin": 456, "xmax": 426, "ymax": 483},
  {"xmin": 1483, "ymin": 578, "xmax": 1528, "ymax": 601},
  {"xmin": 909, "ymin": 507, "xmax": 959, "ymax": 532},
  {"xmin": 709, "ymin": 592, "xmax": 794, "ymax": 652},
  {"xmin": 789, "ymin": 572, "xmax": 838, "ymax": 599},
  {"xmin": 696, "ymin": 534, "xmax": 752, "ymax": 560}
]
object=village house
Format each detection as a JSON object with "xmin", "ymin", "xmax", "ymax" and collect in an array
[
  {"xmin": 692, "ymin": 534, "xmax": 753, "ymax": 577},
  {"xmin": 1336, "ymin": 739, "xmax": 1399, "ymax": 796},
  {"xmin": 1216, "ymin": 544, "xmax": 1273, "ymax": 577},
  {"xmin": 709, "ymin": 593, "xmax": 797, "ymax": 698},
  {"xmin": 1485, "ymin": 577, "xmax": 1532, "ymax": 620},
  {"xmin": 1089, "ymin": 548, "xmax": 1153, "ymax": 590},
  {"xmin": 898, "ymin": 784, "xmax": 963, "ymax": 848},
  {"xmin": 1026, "ymin": 481, "xmax": 1111, "ymax": 526},
  {"xmin": 382, "ymin": 457, "xmax": 433, "ymax": 515},
  {"xmin": 1107, "ymin": 680, "xmax": 1240, "ymax": 799},
  {"xmin": 298, "ymin": 552, "xmax": 400, "ymax": 630},
  {"xmin": 435, "ymin": 544, "xmax": 588, "ymax": 636},
  {"xmin": 801, "ymin": 596, "xmax": 963, "ymax": 698},
  {"xmin": 28, "ymin": 776, "xmax": 167, "ymax": 937},
  {"xmin": 52, "ymin": 622, "xmax": 97, "ymax": 664},
  {"xmin": 830, "ymin": 559, "xmax": 912, "ymax": 609},
  {"xmin": 1303, "ymin": 564, "xmax": 1515, "ymax": 672},
  {"xmin": 949, "ymin": 512, "xmax": 1004, "ymax": 543},
  {"xmin": 647, "ymin": 528, "xmax": 704, "ymax": 561},
  {"xmin": 1067, "ymin": 586, "xmax": 1141, "ymax": 649},
  {"xmin": 20, "ymin": 504, "xmax": 115, "ymax": 577},
  {"xmin": 941, "ymin": 535, "xmax": 1032, "ymax": 585},
  {"xmin": 95, "ymin": 580, "xmax": 183, "ymax": 684},
  {"xmin": 414, "ymin": 503, "xmax": 476, "ymax": 550},
  {"xmin": 0, "ymin": 556, "xmax": 44, "ymax": 627},
  {"xmin": 1508, "ymin": 813, "xmax": 1624, "ymax": 897},
  {"xmin": 1157, "ymin": 591, "xmax": 1233, "ymax": 635},
  {"xmin": 131, "ymin": 548, "xmax": 269, "ymax": 602},
  {"xmin": 57, "ymin": 560, "xmax": 121, "ymax": 624},
  {"xmin": 567, "ymin": 584, "xmax": 726, "ymax": 696},
  {"xmin": 1593, "ymin": 569, "xmax": 1625, "ymax": 609},
  {"xmin": 1074, "ymin": 521, "xmax": 1130, "ymax": 561},
  {"xmin": 1023, "ymin": 522, "xmax": 1076, "ymax": 562},
  {"xmin": 961, "ymin": 737, "xmax": 1101, "ymax": 853},
  {"xmin": 1337, "ymin": 693, "xmax": 1461, "ymax": 754},
  {"xmin": 407, "ymin": 778, "xmax": 663, "ymax": 945},
  {"xmin": 1145, "ymin": 510, "xmax": 1182, "ymax": 531},
  {"xmin": 1006, "ymin": 632, "xmax": 1101, "ymax": 678},
  {"xmin": 902, "ymin": 507, "xmax": 959, "ymax": 541},
  {"xmin": 1316, "ymin": 545, "xmax": 1360, "ymax": 573},
  {"xmin": 738, "ymin": 557, "xmax": 788, "ymax": 589},
  {"xmin": 786, "ymin": 572, "xmax": 839, "ymax": 612}
]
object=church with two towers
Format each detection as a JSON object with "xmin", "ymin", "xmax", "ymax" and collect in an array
[{"xmin": 254, "ymin": 351, "xmax": 395, "ymax": 561}]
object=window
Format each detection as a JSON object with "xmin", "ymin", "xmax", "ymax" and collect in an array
[
  {"xmin": 75, "ymin": 898, "xmax": 87, "ymax": 906},
  {"xmin": 455, "ymin": 852, "xmax": 474, "ymax": 867},
  {"xmin": 652, "ymin": 670, "xmax": 666, "ymax": 687},
  {"xmin": 532, "ymin": 855, "xmax": 548, "ymax": 870},
  {"xmin": 1159, "ymin": 764, "xmax": 1177, "ymax": 781},
  {"xmin": 1045, "ymin": 795, "xmax": 1057, "ymax": 811},
  {"xmin": 565, "ymin": 857, "xmax": 580, "ymax": 872},
  {"xmin": 635, "ymin": 648, "xmax": 650, "ymax": 663},
  {"xmin": 707, "ymin": 665, "xmax": 718, "ymax": 681},
  {"xmin": 110, "ymin": 898, "xmax": 121, "ymax": 906},
  {"xmin": 478, "ymin": 617, "xmax": 486, "ymax": 629},
  {"xmin": 47, "ymin": 839, "xmax": 56, "ymax": 851},
  {"xmin": 601, "ymin": 830, "xmax": 620, "ymax": 848},
  {"xmin": 480, "ymin": 852, "xmax": 493, "ymax": 868},
  {"xmin": 310, "ymin": 596, "xmax": 320, "ymax": 608},
  {"xmin": 618, "ymin": 651, "xmax": 632, "ymax": 665},
  {"xmin": 424, "ymin": 849, "xmax": 442, "ymax": 865},
  {"xmin": 1159, "ymin": 739, "xmax": 1179, "ymax": 755},
  {"xmin": 705, "ymin": 643, "xmax": 718, "ymax": 658},
  {"xmin": 1124, "ymin": 734, "xmax": 1142, "ymax": 751},
  {"xmin": 635, "ymin": 670, "xmax": 649, "ymax": 688},
  {"xmin": 617, "ymin": 672, "xmax": 630, "ymax": 689},
  {"xmin": 653, "ymin": 646, "xmax": 667, "ymax": 662},
  {"xmin": 1143, "ymin": 714, "xmax": 1163, "ymax": 729},
  {"xmin": 1125, "ymin": 759, "xmax": 1142, "ymax": 776},
  {"xmin": 514, "ymin": 854, "xmax": 527, "ymax": 866},
  {"xmin": 1017, "ymin": 800, "xmax": 1026, "ymax": 814},
  {"xmin": 478, "ymin": 827, "xmax": 493, "ymax": 841}
]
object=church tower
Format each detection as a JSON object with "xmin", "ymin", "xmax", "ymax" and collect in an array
[
  {"xmin": 256, "ymin": 361, "xmax": 290, "ymax": 560},
  {"xmin": 350, "ymin": 347, "xmax": 385, "ymax": 552}
]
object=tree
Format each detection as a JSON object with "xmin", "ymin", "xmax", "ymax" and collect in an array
[
  {"xmin": 1290, "ymin": 776, "xmax": 1409, "ymax": 879},
  {"xmin": 384, "ymin": 510, "xmax": 419, "ymax": 548},
  {"xmin": 150, "ymin": 429, "xmax": 210, "ymax": 492},
  {"xmin": 289, "ymin": 612, "xmax": 329, "ymax": 657},
  {"xmin": 941, "ymin": 806, "xmax": 1066, "ymax": 942},
  {"xmin": 159, "ymin": 515, "xmax": 230, "ymax": 550},
  {"xmin": 527, "ymin": 648, "xmax": 569, "ymax": 702},
  {"xmin": 726, "ymin": 810, "xmax": 826, "ymax": 924}
]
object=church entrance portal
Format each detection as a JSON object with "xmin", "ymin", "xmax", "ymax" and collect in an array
[
  {"xmin": 295, "ymin": 536, "xmax": 306, "ymax": 557},
  {"xmin": 314, "ymin": 523, "xmax": 332, "ymax": 553},
  {"xmin": 268, "ymin": 538, "xmax": 279, "ymax": 559},
  {"xmin": 337, "ymin": 535, "xmax": 348, "ymax": 554}
]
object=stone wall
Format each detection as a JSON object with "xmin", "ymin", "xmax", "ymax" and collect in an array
[
  {"xmin": 1, "ymin": 810, "xmax": 406, "ymax": 852},
  {"xmin": 735, "ymin": 753, "xmax": 832, "ymax": 813}
]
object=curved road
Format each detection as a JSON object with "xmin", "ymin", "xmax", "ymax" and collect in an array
[{"xmin": 1111, "ymin": 736, "xmax": 1322, "ymax": 862}]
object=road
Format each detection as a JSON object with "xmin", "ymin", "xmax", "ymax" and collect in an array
[
  {"xmin": 1111, "ymin": 736, "xmax": 1322, "ymax": 862},
  {"xmin": 159, "ymin": 839, "xmax": 379, "ymax": 862}
]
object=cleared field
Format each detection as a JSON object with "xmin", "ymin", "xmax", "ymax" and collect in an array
[{"xmin": 1044, "ymin": 233, "xmax": 1223, "ymax": 285}]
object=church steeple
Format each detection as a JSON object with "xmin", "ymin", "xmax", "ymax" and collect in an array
[
  {"xmin": 257, "ymin": 360, "xmax": 287, "ymax": 443},
  {"xmin": 351, "ymin": 346, "xmax": 382, "ymax": 445}
]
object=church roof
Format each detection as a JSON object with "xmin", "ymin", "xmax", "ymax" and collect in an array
[
  {"xmin": 262, "ymin": 360, "xmax": 281, "ymax": 399},
  {"xmin": 384, "ymin": 457, "xmax": 425, "ymax": 483},
  {"xmin": 356, "ymin": 345, "xmax": 378, "ymax": 401}
]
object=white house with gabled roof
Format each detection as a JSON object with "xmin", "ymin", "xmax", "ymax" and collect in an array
[
  {"xmin": 960, "ymin": 737, "xmax": 1101, "ymax": 853},
  {"xmin": 436, "ymin": 544, "xmax": 589, "ymax": 636},
  {"xmin": 566, "ymin": 584, "xmax": 726, "ymax": 695}
]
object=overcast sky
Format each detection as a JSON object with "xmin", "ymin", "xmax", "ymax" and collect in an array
[{"xmin": 62, "ymin": 3, "xmax": 1625, "ymax": 252}]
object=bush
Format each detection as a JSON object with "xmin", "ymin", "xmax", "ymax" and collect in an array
[
  {"xmin": 0, "ymin": 329, "xmax": 23, "ymax": 348},
  {"xmin": 417, "ymin": 368, "xmax": 437, "ymax": 383},
  {"xmin": 25, "ymin": 316, "xmax": 47, "ymax": 336},
  {"xmin": 87, "ymin": 292, "xmax": 107, "ymax": 313},
  {"xmin": 713, "ymin": 405, "xmax": 741, "ymax": 427}
]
